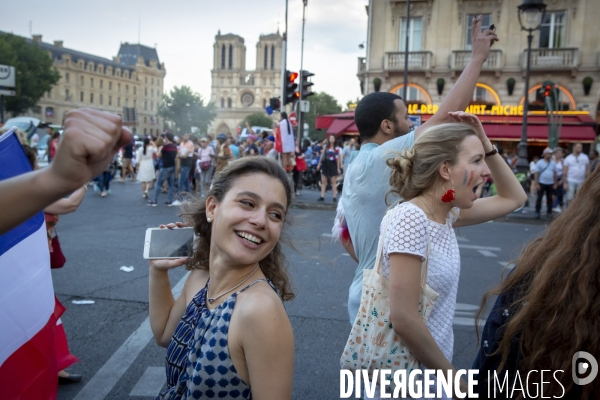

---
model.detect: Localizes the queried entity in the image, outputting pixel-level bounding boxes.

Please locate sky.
[4,0,368,106]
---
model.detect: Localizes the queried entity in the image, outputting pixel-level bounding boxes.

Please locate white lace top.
[380,201,461,362]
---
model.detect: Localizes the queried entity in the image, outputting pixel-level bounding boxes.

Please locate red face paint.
[467,170,474,186]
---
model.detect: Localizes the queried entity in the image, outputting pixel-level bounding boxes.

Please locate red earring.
[441,180,455,203]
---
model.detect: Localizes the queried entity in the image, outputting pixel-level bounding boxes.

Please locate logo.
[0,65,10,80]
[572,351,598,386]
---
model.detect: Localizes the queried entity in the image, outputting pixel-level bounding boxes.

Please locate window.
[134,87,136,95]
[80,76,84,86]
[118,83,121,92]
[126,85,129,94]
[539,11,566,48]
[145,101,147,110]
[145,88,148,96]
[80,91,84,102]
[90,93,94,103]
[473,86,487,102]
[65,73,69,83]
[65,89,70,101]
[126,98,129,106]
[229,44,233,69]
[109,81,112,90]
[47,90,51,99]
[109,96,112,106]
[151,101,153,111]
[91,78,94,88]
[271,45,275,70]
[151,89,154,97]
[133,99,136,108]
[396,86,423,102]
[144,116,147,124]
[264,46,268,69]
[399,17,423,51]
[100,94,103,105]
[32,106,41,114]
[100,79,103,89]
[221,45,226,69]
[221,98,224,108]
[263,98,266,108]
[466,14,491,49]
[227,98,232,108]
[117,97,120,107]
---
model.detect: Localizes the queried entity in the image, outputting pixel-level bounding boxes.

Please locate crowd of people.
[2,15,600,400]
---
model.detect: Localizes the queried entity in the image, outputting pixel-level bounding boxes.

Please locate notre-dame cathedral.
[209,31,282,136]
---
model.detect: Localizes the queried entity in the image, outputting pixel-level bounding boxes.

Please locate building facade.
[357,0,600,150]
[209,31,282,135]
[11,33,166,137]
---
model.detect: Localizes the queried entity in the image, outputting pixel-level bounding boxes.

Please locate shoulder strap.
[236,278,269,295]
[420,230,431,289]
[375,213,393,275]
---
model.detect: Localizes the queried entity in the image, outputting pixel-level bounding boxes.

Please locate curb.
[292,201,337,211]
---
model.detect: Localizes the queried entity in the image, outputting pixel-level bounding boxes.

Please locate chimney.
[54,40,63,48]
[113,56,121,63]
[32,34,42,43]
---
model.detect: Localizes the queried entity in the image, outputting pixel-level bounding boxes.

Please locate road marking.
[321,233,333,238]
[453,317,486,327]
[455,303,479,311]
[453,303,485,327]
[458,244,501,251]
[342,253,350,257]
[130,367,166,397]
[477,250,497,257]
[456,236,469,242]
[498,261,516,270]
[73,272,190,400]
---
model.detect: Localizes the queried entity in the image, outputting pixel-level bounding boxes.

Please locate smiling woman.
[148,157,295,400]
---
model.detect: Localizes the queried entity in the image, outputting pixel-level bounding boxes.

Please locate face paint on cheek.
[462,170,468,186]
[467,170,474,186]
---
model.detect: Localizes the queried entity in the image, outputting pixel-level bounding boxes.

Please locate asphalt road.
[53,180,545,400]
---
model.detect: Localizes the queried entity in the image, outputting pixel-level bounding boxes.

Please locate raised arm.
[453,112,527,227]
[0,109,131,235]
[415,16,498,138]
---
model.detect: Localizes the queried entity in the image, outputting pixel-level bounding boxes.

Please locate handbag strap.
[420,231,431,290]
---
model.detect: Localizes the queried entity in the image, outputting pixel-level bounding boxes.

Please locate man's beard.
[393,120,409,138]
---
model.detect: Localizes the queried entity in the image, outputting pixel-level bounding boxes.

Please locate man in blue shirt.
[338,16,498,324]
[534,147,557,219]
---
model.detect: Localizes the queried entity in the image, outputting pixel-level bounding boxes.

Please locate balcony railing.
[385,51,433,71]
[357,57,366,74]
[240,74,255,86]
[523,48,579,70]
[451,50,503,70]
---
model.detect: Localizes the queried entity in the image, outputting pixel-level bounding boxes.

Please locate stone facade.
[14,33,166,136]
[209,31,282,135]
[358,0,600,121]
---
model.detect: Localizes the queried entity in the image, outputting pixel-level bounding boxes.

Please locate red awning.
[326,119,354,135]
[483,123,597,143]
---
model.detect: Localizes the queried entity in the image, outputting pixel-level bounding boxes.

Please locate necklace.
[414,197,436,220]
[207,263,260,304]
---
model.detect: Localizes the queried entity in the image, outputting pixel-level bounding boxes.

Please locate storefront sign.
[407,103,525,116]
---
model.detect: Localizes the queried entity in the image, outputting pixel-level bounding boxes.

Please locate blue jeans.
[153,167,175,203]
[98,171,112,192]
[179,166,191,194]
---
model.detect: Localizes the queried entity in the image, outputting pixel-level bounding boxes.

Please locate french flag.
[0,131,58,399]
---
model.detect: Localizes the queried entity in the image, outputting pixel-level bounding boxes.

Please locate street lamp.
[516,0,546,173]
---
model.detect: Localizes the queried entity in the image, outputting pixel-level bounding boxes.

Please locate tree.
[159,86,216,135]
[240,113,274,130]
[345,97,361,112]
[304,91,343,139]
[0,33,60,116]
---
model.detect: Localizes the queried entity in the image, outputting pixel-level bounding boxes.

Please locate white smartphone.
[143,227,195,259]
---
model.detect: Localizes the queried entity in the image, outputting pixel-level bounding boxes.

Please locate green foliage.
[240,113,274,129]
[507,77,516,86]
[159,86,216,135]
[583,76,593,86]
[0,33,60,116]
[304,91,343,140]
[436,78,445,86]
[373,77,382,92]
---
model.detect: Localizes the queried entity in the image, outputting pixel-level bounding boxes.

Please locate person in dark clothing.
[120,139,136,181]
[148,133,177,206]
[473,165,600,399]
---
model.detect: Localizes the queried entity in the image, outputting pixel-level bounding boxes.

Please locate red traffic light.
[293,91,300,99]
[288,72,299,82]
[543,85,552,97]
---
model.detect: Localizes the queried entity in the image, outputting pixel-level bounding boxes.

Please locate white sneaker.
[552,206,562,213]
[171,200,183,206]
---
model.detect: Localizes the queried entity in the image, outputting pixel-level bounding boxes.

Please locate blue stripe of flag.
[0,131,44,257]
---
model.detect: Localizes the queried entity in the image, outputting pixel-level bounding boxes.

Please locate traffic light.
[284,70,299,104]
[543,84,552,98]
[300,70,315,100]
[269,97,281,111]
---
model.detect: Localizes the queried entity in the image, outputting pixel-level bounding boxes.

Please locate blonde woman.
[366,112,526,399]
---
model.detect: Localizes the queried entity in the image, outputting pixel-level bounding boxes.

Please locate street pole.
[297,0,307,142]
[516,31,533,174]
[402,0,410,100]
[280,0,288,114]
[0,95,4,124]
